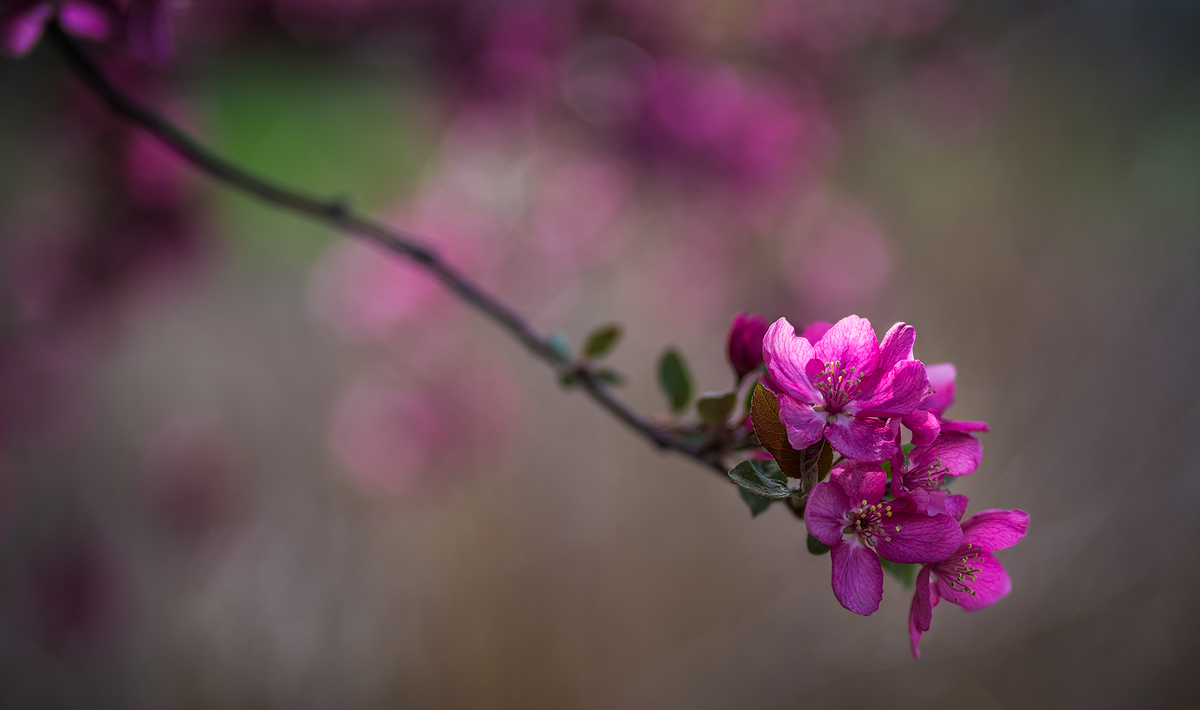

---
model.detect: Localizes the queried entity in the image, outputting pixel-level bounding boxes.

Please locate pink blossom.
[909,508,1028,657]
[2,1,119,56]
[726,311,769,381]
[919,362,990,433]
[889,431,980,516]
[805,461,963,615]
[762,315,931,460]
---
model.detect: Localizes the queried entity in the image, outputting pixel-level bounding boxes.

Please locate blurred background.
[1,0,1198,707]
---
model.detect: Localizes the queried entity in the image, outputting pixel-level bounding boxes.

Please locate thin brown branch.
[48,25,726,476]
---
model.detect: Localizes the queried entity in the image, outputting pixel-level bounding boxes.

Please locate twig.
[48,25,727,476]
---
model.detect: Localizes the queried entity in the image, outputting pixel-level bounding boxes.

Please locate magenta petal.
[901,408,940,447]
[909,565,937,659]
[961,509,1029,551]
[777,395,826,451]
[942,418,990,433]
[935,550,1011,610]
[908,431,983,478]
[762,318,822,404]
[2,4,51,56]
[875,512,963,564]
[857,360,930,417]
[830,541,884,616]
[60,1,113,40]
[878,322,915,371]
[943,494,970,522]
[126,0,172,64]
[921,363,957,414]
[825,414,896,461]
[801,320,834,343]
[805,481,851,546]
[813,315,880,378]
[831,460,886,504]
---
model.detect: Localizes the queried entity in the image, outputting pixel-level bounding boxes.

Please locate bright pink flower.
[889,430,980,516]
[806,461,963,615]
[727,311,769,380]
[908,508,1028,657]
[920,362,990,433]
[762,315,931,460]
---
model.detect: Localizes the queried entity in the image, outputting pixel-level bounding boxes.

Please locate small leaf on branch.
[548,331,573,364]
[591,368,625,386]
[658,349,693,413]
[807,533,831,555]
[696,391,737,428]
[738,488,776,517]
[816,437,834,483]
[558,372,577,389]
[880,557,919,588]
[582,323,623,359]
[750,384,810,483]
[728,459,792,499]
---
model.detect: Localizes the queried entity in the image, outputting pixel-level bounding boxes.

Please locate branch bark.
[48,25,726,476]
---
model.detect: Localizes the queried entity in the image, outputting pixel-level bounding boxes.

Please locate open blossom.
[762,315,931,460]
[726,311,769,380]
[890,430,981,516]
[806,461,963,615]
[909,508,1029,658]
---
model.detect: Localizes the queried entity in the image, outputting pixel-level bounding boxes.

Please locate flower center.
[842,500,898,547]
[901,456,949,493]
[811,360,864,414]
[936,543,983,603]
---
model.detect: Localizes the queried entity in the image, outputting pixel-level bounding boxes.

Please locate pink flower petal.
[777,393,827,450]
[857,360,930,417]
[901,408,940,446]
[801,320,834,343]
[805,480,850,546]
[813,315,880,377]
[942,494,970,521]
[2,4,52,57]
[909,564,935,658]
[830,459,886,504]
[908,430,983,479]
[935,549,1011,610]
[960,509,1028,551]
[762,317,822,404]
[59,1,113,40]
[126,0,172,64]
[825,413,896,461]
[878,321,915,371]
[942,418,990,433]
[921,362,956,414]
[830,540,884,616]
[875,512,963,564]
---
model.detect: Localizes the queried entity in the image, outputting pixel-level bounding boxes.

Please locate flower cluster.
[726,313,1027,657]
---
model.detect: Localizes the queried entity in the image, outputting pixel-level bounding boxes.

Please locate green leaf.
[750,384,826,492]
[591,368,625,387]
[738,488,776,517]
[658,349,693,413]
[807,533,831,555]
[880,557,919,588]
[558,372,577,390]
[696,391,738,428]
[582,323,623,359]
[547,332,573,364]
[728,459,792,499]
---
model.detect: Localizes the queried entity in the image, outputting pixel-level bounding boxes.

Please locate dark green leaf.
[591,368,625,387]
[558,372,577,389]
[696,391,738,427]
[807,533,831,555]
[738,488,776,517]
[728,459,792,499]
[658,349,693,412]
[547,332,572,364]
[582,323,623,359]
[880,557,919,588]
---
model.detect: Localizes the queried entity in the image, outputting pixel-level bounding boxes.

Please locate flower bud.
[726,311,769,380]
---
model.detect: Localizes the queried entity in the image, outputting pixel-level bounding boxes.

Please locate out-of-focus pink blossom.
[330,362,523,497]
[762,315,929,460]
[805,460,963,615]
[916,45,1007,138]
[125,0,173,64]
[909,508,1028,657]
[143,416,237,537]
[726,311,769,381]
